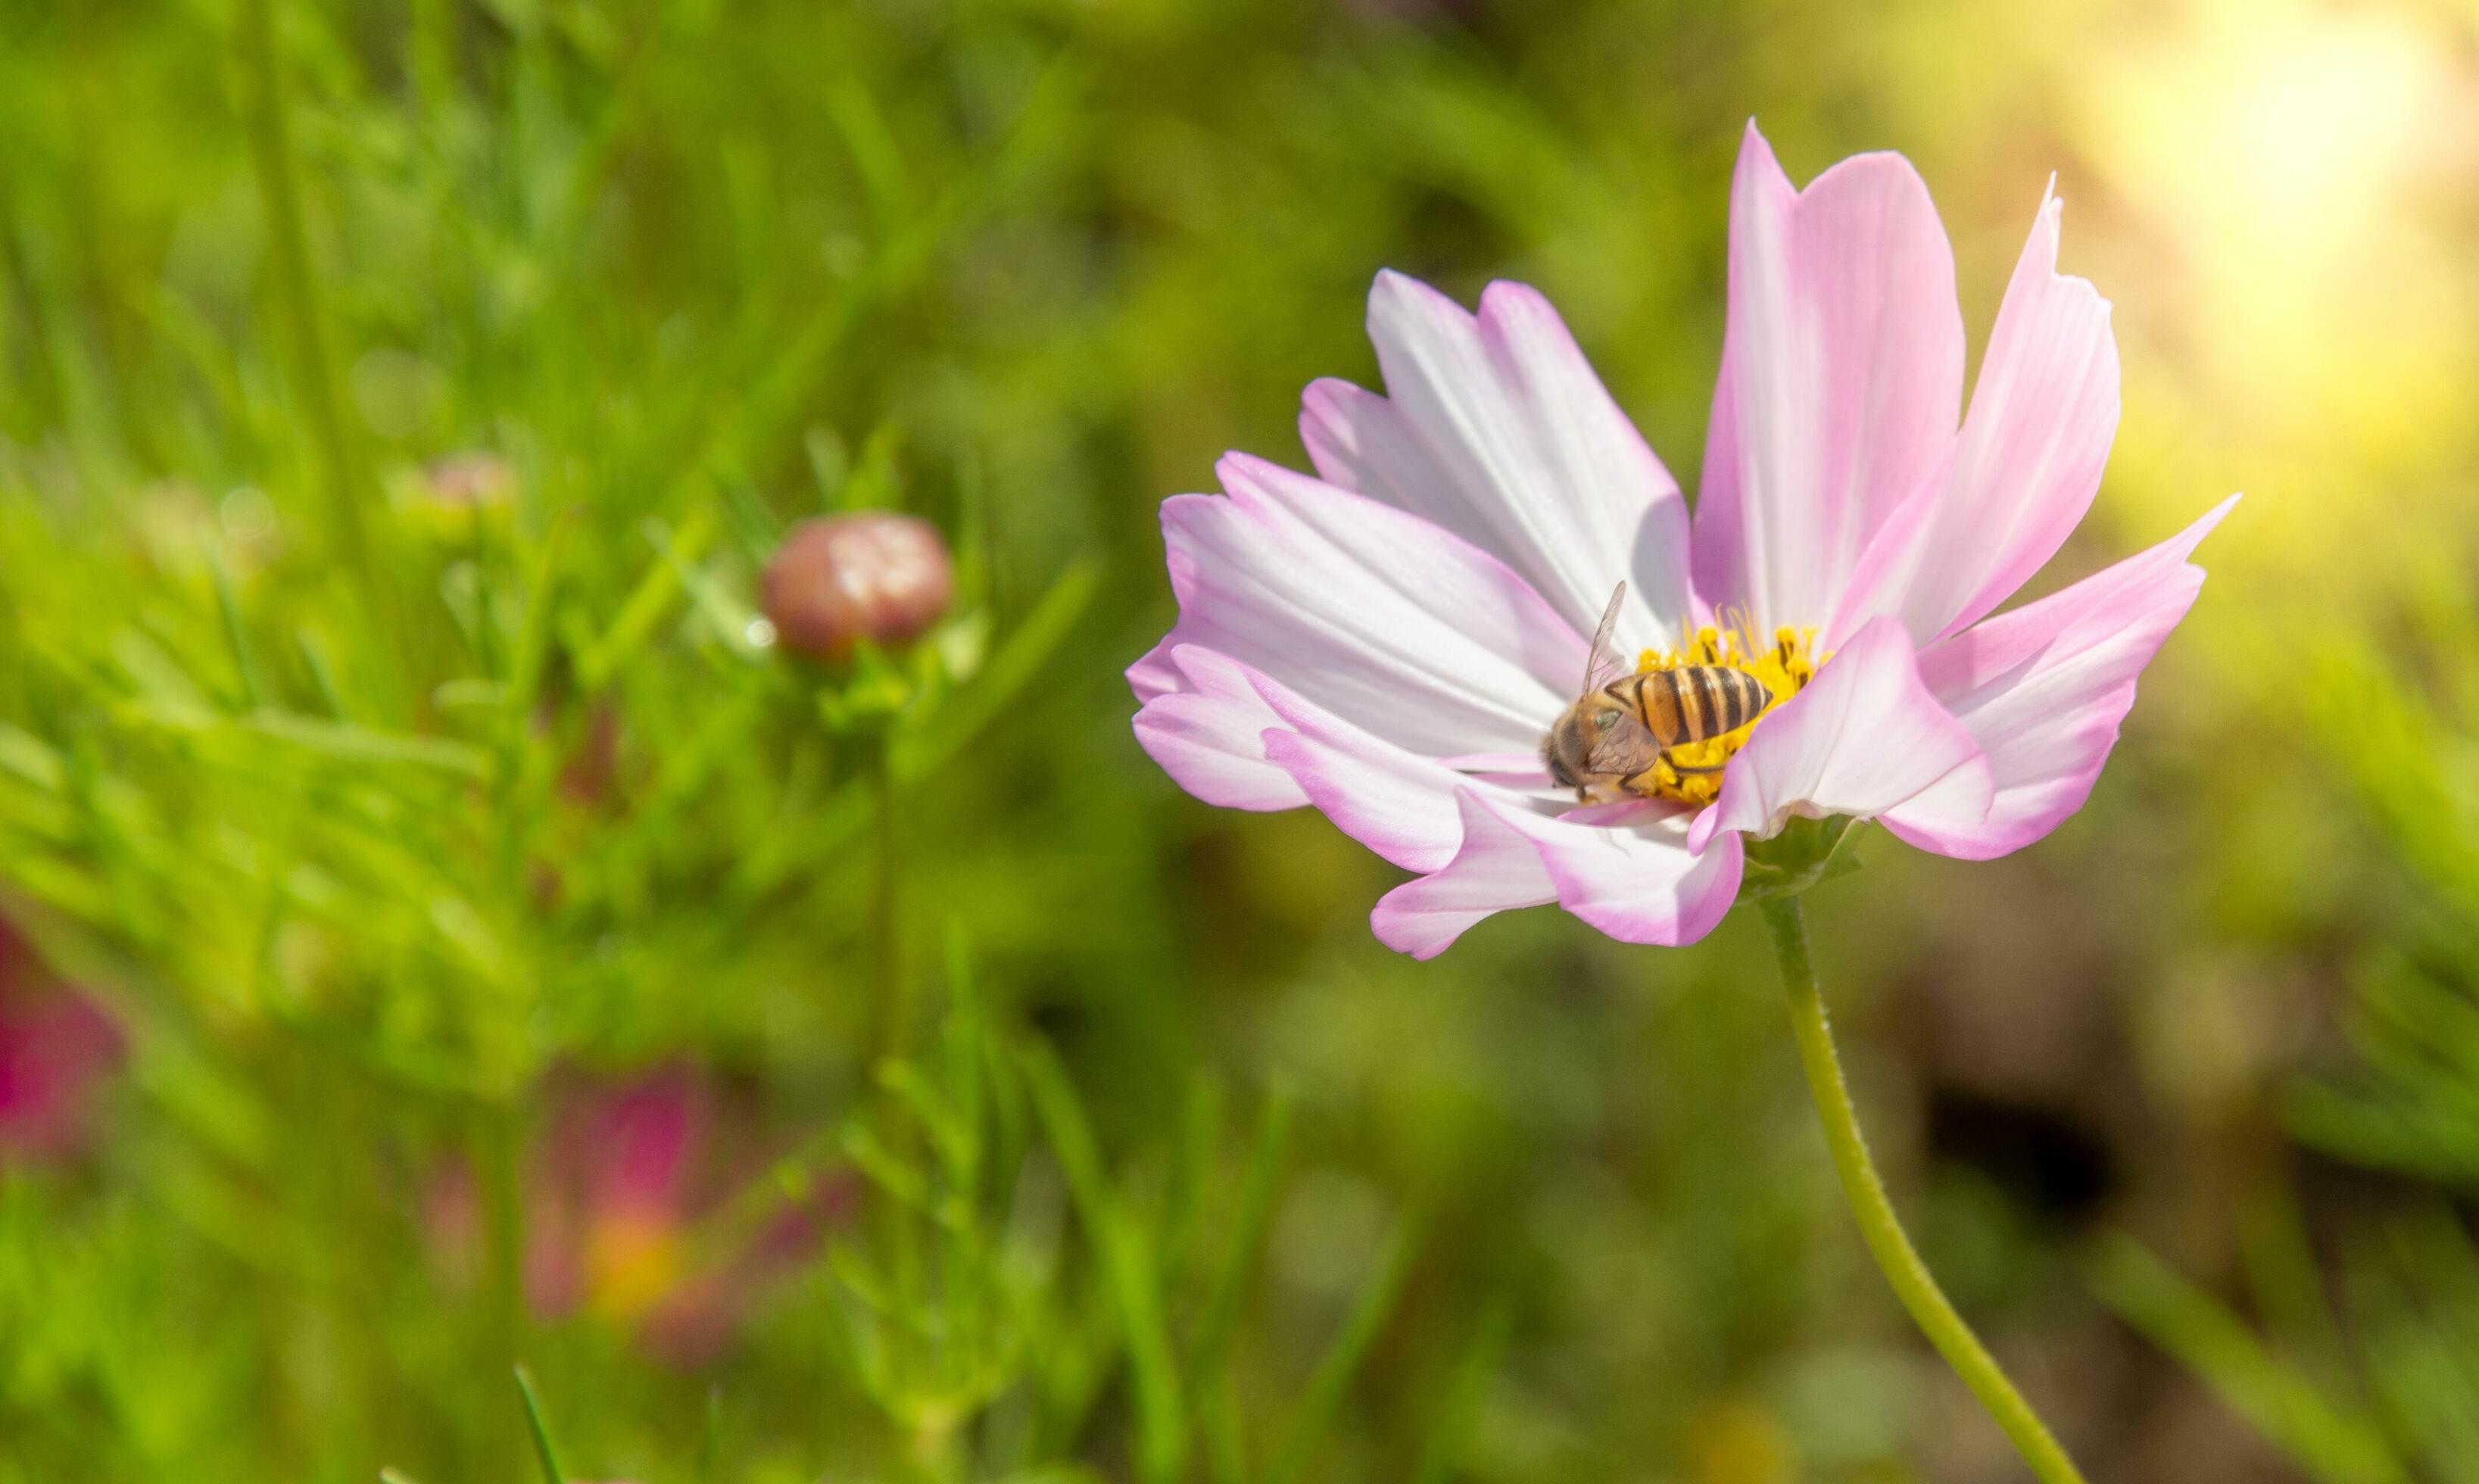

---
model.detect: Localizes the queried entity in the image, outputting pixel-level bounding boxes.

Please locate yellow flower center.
[1629,620,1823,807]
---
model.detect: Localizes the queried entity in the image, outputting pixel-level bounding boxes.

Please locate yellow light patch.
[1629,620,1823,807]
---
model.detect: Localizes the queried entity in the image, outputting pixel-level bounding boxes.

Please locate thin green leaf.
[1412,1298,1513,1484]
[1189,1090,1293,1386]
[1019,1040,1187,1484]
[2090,1235,2409,1484]
[1264,1220,1422,1484]
[513,1365,567,1484]
[890,559,1099,785]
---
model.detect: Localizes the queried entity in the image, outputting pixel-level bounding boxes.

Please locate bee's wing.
[1581,581,1628,697]
[1585,709,1662,778]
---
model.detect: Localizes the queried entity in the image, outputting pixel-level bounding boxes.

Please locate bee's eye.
[1594,709,1622,729]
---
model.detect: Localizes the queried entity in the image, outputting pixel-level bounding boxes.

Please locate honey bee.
[1541,583,1775,802]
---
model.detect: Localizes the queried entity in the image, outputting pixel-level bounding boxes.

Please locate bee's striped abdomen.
[1635,666,1773,747]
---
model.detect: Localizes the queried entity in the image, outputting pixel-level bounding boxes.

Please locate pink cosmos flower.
[427,1068,851,1367]
[0,923,120,1161]
[1130,122,2233,959]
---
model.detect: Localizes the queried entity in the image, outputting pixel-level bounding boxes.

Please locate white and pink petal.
[1690,617,1994,852]
[1259,719,1481,874]
[1693,122,1964,631]
[1368,791,1559,959]
[1882,497,2236,860]
[1129,646,1312,812]
[1134,644,1559,881]
[1831,186,2121,647]
[1305,274,1694,641]
[1372,790,1742,959]
[1130,454,1583,759]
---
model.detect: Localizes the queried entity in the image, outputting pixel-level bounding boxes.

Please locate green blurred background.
[4,0,2479,1480]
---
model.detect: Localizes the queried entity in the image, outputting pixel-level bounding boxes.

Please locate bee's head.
[1541,700,1620,793]
[1542,722,1579,790]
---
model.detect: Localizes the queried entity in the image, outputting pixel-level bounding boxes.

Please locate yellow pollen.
[1629,619,1825,807]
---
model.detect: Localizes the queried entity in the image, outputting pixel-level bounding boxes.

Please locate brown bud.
[762,513,955,659]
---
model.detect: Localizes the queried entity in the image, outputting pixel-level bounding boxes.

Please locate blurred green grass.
[2,1,2478,1481]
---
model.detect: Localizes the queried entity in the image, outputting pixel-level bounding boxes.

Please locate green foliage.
[2092,1232,2408,1484]
[2093,1211,2479,1484]
[2095,553,2479,1484]
[2284,563,2479,1189]
[739,949,1419,1484]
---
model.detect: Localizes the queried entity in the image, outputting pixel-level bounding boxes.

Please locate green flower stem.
[869,731,909,1066]
[1758,895,2087,1484]
[472,1100,528,1468]
[235,0,378,590]
[862,727,927,1385]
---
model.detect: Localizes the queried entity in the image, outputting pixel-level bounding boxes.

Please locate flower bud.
[761,513,954,659]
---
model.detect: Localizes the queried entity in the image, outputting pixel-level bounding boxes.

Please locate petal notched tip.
[1367,267,1461,329]
[1735,116,1936,210]
[2181,491,2244,557]
[1735,116,1782,173]
[2022,182,2111,316]
[1473,279,1559,335]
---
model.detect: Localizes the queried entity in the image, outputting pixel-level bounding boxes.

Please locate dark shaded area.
[1928,1087,2117,1226]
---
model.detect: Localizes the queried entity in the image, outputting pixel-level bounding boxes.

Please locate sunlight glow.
[2089,0,2468,426]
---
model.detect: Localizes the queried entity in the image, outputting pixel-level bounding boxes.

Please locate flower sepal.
[812,647,919,737]
[1736,816,1868,903]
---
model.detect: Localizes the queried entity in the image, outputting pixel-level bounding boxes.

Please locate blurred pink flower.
[0,927,120,1161]
[523,1068,705,1323]
[1131,120,2233,957]
[429,1067,850,1367]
